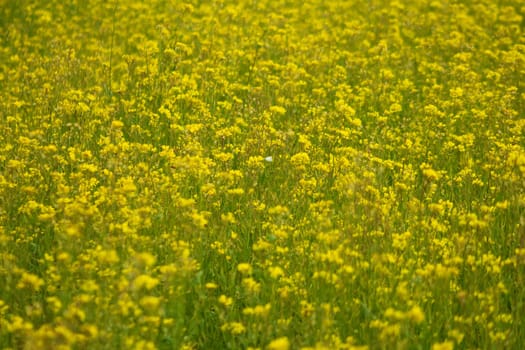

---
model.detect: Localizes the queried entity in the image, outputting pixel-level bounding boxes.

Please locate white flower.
[264,156,273,162]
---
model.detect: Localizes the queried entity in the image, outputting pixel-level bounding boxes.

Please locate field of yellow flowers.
[1,0,524,349]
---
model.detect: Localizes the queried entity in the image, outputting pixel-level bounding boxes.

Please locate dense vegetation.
[1,0,524,349]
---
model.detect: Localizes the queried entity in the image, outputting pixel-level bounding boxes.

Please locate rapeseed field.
[1,0,524,349]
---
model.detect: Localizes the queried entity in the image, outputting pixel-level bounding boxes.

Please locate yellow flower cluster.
[1,0,524,349]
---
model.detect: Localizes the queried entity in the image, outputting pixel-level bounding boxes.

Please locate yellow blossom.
[133,275,160,291]
[237,263,253,275]
[267,337,290,350]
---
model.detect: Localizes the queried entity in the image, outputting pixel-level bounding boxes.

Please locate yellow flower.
[242,277,261,294]
[267,336,290,350]
[230,323,246,335]
[111,120,124,129]
[221,212,236,224]
[237,263,253,275]
[139,296,161,312]
[406,305,425,324]
[133,275,160,291]
[269,105,287,115]
[389,102,402,113]
[135,252,157,267]
[290,152,310,171]
[17,272,44,291]
[218,295,233,307]
[269,266,285,279]
[45,296,62,314]
[205,282,218,290]
[432,341,454,350]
